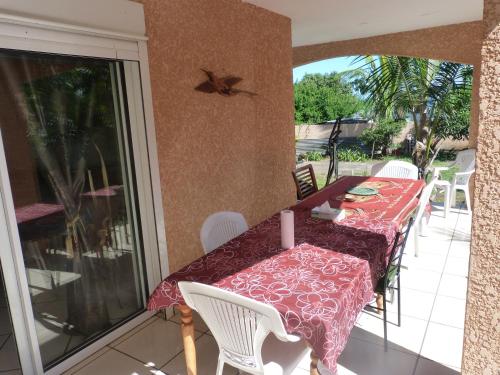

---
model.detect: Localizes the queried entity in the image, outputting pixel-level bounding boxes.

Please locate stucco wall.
[140,0,295,272]
[462,1,500,374]
[293,21,482,67]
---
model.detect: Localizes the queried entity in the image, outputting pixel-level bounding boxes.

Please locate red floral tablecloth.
[15,203,64,224]
[148,176,424,373]
[297,176,424,224]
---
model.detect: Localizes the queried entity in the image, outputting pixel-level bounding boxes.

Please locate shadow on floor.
[336,326,460,375]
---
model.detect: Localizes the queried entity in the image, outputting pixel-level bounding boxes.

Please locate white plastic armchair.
[433,149,475,215]
[178,282,308,375]
[371,160,419,180]
[200,211,249,253]
[413,177,437,257]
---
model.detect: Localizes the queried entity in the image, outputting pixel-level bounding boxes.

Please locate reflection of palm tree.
[21,63,115,335]
[355,56,472,174]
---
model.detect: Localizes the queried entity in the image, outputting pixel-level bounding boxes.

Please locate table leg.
[310,348,320,375]
[177,305,197,375]
[376,293,384,315]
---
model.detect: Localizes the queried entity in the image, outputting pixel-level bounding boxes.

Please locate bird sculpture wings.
[195,69,257,97]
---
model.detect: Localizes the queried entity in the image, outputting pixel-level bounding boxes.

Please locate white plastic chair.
[200,211,249,253]
[413,177,437,257]
[432,149,475,216]
[371,160,419,180]
[178,281,308,375]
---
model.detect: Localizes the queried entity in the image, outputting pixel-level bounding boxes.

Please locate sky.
[292,56,365,82]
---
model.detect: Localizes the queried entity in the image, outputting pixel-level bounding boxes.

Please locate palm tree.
[354,56,472,175]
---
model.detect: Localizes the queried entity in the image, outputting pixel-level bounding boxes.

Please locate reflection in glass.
[0,267,21,372]
[0,50,146,367]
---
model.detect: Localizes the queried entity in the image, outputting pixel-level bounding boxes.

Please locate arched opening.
[293,54,474,374]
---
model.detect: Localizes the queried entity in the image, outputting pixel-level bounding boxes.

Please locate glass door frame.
[0,13,169,375]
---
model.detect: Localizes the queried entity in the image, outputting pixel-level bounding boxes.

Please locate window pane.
[0,50,147,367]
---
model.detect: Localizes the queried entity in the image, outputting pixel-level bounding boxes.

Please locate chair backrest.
[178,281,289,374]
[414,177,437,223]
[292,164,319,200]
[371,160,419,180]
[455,149,475,173]
[380,217,414,290]
[200,211,249,254]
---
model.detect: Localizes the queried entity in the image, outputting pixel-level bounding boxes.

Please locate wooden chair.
[292,164,318,200]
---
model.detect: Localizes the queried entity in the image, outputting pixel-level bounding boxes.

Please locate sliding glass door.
[0,49,153,369]
[0,265,22,373]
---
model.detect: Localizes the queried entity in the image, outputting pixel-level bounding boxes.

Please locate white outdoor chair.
[432,149,475,216]
[371,160,419,180]
[413,177,437,257]
[200,211,249,253]
[178,281,308,375]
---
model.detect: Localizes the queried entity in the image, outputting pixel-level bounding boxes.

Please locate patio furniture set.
[147,151,475,375]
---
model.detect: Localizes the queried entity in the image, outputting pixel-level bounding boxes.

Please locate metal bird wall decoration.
[195,69,257,97]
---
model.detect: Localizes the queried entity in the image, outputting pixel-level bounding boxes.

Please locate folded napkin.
[311,201,345,221]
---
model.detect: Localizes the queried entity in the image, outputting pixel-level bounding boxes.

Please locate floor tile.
[290,368,310,375]
[447,241,471,259]
[109,316,159,347]
[169,310,209,333]
[443,256,470,277]
[63,346,112,374]
[352,311,427,354]
[114,318,202,368]
[73,348,165,375]
[404,252,447,273]
[408,237,451,258]
[384,288,435,321]
[414,357,460,375]
[336,336,418,375]
[430,295,466,329]
[161,334,238,375]
[421,323,464,369]
[399,268,441,294]
[437,274,469,299]
[0,335,21,372]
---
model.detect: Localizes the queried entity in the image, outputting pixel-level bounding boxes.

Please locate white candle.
[281,210,294,249]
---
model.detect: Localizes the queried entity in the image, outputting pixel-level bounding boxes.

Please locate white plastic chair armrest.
[454,170,475,177]
[432,166,449,178]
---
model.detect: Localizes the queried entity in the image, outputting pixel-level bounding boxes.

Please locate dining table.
[147,176,425,375]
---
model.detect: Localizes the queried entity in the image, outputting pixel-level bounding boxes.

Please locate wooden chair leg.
[177,305,197,375]
[310,349,320,375]
[376,293,384,315]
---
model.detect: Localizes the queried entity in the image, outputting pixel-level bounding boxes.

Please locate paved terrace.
[62,204,470,375]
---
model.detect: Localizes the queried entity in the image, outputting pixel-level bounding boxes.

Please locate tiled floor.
[64,205,472,374]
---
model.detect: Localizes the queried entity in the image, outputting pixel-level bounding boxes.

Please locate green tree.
[294,72,363,124]
[354,56,472,172]
[360,119,405,157]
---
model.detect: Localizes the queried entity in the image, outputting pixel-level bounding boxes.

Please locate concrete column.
[462,1,500,374]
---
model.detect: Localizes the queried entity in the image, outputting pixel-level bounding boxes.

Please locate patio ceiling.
[243,0,483,47]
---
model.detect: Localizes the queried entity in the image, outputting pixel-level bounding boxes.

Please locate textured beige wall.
[293,22,483,67]
[462,1,500,373]
[141,0,296,272]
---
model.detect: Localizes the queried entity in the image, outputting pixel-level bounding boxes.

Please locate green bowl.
[346,187,379,196]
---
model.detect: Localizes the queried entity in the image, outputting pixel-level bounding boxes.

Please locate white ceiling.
[244,0,483,47]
